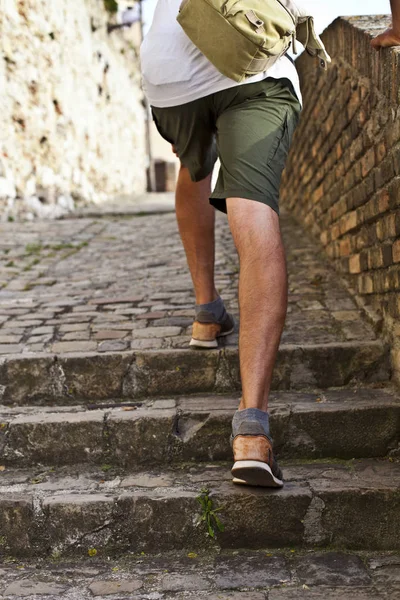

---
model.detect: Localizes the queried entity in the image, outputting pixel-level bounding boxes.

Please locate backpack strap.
[296,17,331,69]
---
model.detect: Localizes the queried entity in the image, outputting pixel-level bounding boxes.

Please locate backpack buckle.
[245,11,265,33]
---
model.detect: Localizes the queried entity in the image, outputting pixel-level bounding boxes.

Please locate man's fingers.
[371,28,400,49]
[371,35,382,50]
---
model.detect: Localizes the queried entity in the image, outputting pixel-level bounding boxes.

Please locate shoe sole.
[189,325,235,349]
[231,460,284,488]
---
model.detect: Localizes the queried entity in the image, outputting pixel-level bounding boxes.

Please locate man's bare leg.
[226,197,287,412]
[175,165,217,305]
[227,197,287,487]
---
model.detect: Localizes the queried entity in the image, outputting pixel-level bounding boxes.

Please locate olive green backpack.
[177,0,331,82]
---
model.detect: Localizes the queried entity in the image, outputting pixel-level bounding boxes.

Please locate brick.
[375,141,387,164]
[340,211,358,235]
[361,148,376,178]
[393,146,400,176]
[312,185,324,204]
[367,248,384,270]
[378,189,390,213]
[347,89,361,120]
[367,246,392,270]
[382,244,393,267]
[339,239,351,257]
[358,274,374,295]
[376,214,397,241]
[385,267,400,291]
[349,255,361,274]
[320,231,329,246]
[393,240,400,263]
[389,177,400,207]
[357,107,368,127]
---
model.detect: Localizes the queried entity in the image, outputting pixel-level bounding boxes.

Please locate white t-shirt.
[140,0,302,108]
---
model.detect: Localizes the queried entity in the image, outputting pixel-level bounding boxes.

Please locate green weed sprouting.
[196,488,225,539]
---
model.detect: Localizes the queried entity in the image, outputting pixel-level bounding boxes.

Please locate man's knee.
[178,164,212,186]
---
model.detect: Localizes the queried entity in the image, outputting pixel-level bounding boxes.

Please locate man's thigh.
[152,99,218,182]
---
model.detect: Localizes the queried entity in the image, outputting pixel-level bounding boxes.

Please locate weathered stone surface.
[94,330,128,340]
[42,494,116,553]
[269,588,384,599]
[317,487,400,550]
[189,595,266,600]
[107,408,177,468]
[124,350,220,397]
[0,212,384,369]
[0,334,23,343]
[370,555,400,585]
[0,496,34,556]
[294,552,371,586]
[0,353,134,404]
[0,461,396,557]
[89,579,143,595]
[215,554,290,588]
[57,353,134,402]
[98,340,129,352]
[4,410,105,466]
[0,0,145,221]
[0,550,396,599]
[3,580,67,596]
[1,390,399,468]
[89,296,144,305]
[215,483,312,549]
[161,572,211,591]
[0,344,23,354]
[52,341,98,353]
[132,326,182,339]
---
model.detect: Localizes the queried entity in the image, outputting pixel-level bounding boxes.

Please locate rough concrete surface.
[0,549,399,599]
[0,459,399,558]
[1,388,399,468]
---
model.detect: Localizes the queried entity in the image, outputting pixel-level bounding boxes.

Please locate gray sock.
[232,408,270,439]
[195,296,226,322]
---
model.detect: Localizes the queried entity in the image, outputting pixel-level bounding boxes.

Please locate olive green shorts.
[152,78,301,214]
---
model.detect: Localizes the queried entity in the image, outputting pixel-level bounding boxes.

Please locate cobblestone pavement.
[0,549,399,599]
[0,207,376,356]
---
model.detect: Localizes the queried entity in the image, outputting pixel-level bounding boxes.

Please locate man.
[371,0,400,49]
[140,0,400,488]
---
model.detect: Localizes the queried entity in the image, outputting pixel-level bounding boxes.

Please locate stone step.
[1,388,399,469]
[0,341,390,405]
[0,459,399,558]
[0,549,398,599]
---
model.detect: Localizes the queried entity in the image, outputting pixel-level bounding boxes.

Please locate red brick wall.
[281,15,400,382]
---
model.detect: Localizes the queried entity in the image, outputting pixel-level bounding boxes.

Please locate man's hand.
[371,27,400,49]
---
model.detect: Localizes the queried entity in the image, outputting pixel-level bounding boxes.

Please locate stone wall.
[0,0,146,220]
[281,16,400,382]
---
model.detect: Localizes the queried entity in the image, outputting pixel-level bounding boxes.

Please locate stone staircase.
[0,208,399,597]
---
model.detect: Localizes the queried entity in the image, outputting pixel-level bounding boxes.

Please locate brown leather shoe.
[232,435,283,488]
[189,310,235,349]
